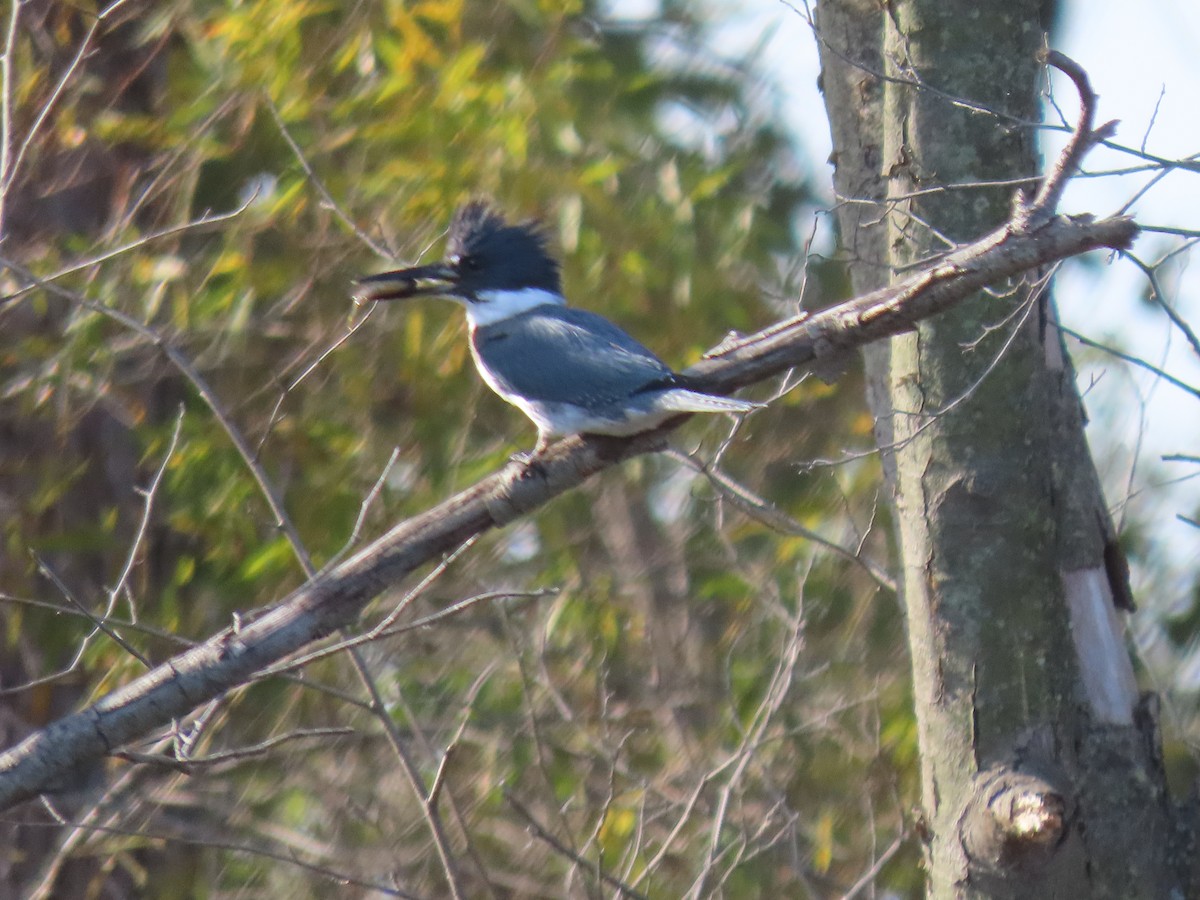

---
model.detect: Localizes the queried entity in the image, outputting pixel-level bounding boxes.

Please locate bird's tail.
[653,388,762,415]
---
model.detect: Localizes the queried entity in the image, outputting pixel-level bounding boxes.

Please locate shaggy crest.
[446,201,560,292]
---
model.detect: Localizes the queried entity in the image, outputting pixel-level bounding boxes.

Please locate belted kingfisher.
[356,202,759,456]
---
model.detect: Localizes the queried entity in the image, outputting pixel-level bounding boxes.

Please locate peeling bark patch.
[1062,568,1137,725]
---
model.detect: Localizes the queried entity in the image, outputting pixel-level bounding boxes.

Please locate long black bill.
[353,263,457,302]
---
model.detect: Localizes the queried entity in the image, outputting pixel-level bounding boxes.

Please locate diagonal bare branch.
[0,202,1136,810]
[0,50,1139,809]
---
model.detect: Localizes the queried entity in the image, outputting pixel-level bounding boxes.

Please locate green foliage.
[0,0,917,896]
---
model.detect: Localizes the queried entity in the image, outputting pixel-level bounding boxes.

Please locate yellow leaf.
[812,809,834,873]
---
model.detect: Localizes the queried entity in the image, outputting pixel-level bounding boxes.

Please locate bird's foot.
[508,438,551,476]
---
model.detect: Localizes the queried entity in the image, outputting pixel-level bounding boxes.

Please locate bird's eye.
[461,255,482,271]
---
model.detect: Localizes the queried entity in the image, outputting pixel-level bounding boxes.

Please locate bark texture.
[816,0,1185,896]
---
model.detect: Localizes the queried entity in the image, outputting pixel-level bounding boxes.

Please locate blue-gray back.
[472,305,676,407]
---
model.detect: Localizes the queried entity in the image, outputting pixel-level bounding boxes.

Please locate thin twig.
[789,0,1041,130]
[0,480,194,694]
[349,650,467,900]
[1138,224,1200,239]
[1058,323,1200,400]
[106,407,185,619]
[840,832,905,900]
[115,726,357,770]
[264,95,392,257]
[17,816,422,899]
[1123,252,1200,361]
[0,200,255,303]
[258,537,478,677]
[505,791,649,900]
[253,304,378,458]
[34,557,149,667]
[322,445,401,570]
[690,600,808,898]
[666,449,896,592]
[385,587,555,636]
[5,1,136,205]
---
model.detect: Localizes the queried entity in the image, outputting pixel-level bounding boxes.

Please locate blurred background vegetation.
[2,0,929,896]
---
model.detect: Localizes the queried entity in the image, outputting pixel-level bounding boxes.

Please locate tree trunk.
[816,0,1189,895]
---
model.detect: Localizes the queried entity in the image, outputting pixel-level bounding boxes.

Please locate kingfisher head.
[356,202,564,324]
